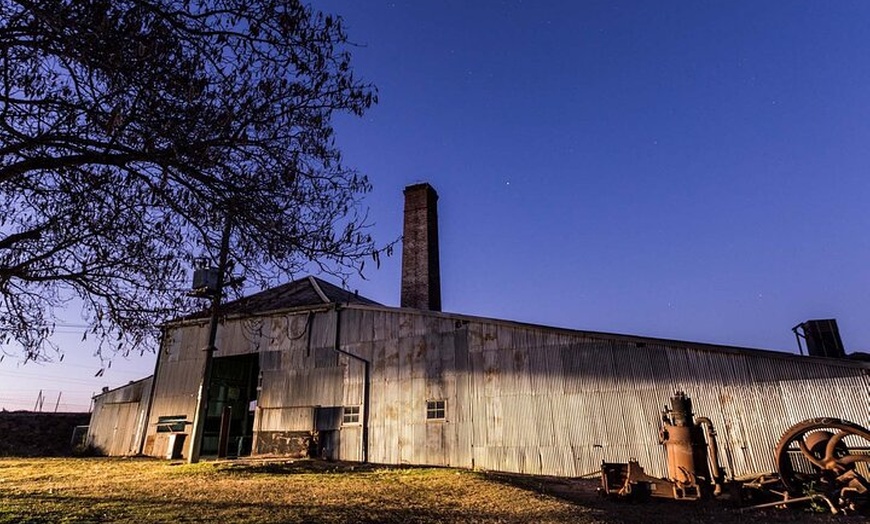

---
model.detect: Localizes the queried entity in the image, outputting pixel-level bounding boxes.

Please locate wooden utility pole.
[187,216,233,464]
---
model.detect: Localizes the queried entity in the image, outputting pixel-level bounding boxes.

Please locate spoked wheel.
[775,417,870,496]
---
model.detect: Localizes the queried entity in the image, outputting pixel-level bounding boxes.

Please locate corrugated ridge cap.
[177,275,381,320]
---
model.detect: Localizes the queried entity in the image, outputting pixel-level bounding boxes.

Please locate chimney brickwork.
[401,183,441,311]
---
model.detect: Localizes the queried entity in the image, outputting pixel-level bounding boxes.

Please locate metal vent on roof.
[793,319,846,359]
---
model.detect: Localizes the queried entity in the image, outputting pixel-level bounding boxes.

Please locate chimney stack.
[401,183,441,311]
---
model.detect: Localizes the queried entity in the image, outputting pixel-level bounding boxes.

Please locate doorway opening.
[203,353,259,457]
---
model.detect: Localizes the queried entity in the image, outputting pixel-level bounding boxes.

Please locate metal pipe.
[695,416,723,495]
[332,305,370,462]
[792,323,805,356]
[741,494,838,514]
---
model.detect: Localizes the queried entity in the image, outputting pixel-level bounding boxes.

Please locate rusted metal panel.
[399,335,422,379]
[469,396,488,459]
[539,445,571,477]
[398,311,434,339]
[307,310,337,349]
[94,378,151,404]
[483,394,504,447]
[461,320,867,479]
[254,431,311,456]
[425,421,447,465]
[291,368,344,407]
[397,404,416,463]
[338,307,371,346]
[267,312,313,354]
[95,402,136,455]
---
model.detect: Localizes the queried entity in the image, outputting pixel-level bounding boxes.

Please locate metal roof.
[341,303,870,369]
[182,276,381,320]
[175,277,867,367]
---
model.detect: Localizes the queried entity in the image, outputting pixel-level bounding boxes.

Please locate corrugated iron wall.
[143,322,208,457]
[143,305,869,478]
[331,307,869,479]
[87,377,153,456]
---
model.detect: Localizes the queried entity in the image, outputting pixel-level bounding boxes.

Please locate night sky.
[2,1,868,411]
[330,1,870,350]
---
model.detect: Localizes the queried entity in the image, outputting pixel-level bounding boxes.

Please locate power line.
[0,370,115,386]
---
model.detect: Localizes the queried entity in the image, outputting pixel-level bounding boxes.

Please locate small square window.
[342,406,360,425]
[426,400,446,420]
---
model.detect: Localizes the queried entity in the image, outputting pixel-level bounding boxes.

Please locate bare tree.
[0,0,385,361]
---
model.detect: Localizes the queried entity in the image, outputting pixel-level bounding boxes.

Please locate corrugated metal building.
[90,183,870,481]
[131,298,868,478]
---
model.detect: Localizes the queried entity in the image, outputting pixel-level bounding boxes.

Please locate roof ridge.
[307,275,330,304]
[175,274,381,321]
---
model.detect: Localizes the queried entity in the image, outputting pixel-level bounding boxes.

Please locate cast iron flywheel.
[774,417,870,495]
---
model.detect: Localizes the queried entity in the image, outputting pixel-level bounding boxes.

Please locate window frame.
[156,415,188,433]
[342,405,361,425]
[426,399,446,421]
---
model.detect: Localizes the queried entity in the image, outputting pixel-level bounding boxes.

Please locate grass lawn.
[0,458,600,523]
[2,457,862,523]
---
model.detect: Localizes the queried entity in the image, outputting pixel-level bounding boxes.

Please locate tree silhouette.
[0,0,384,361]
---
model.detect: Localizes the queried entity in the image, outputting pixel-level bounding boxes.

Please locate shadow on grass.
[1,490,590,524]
[203,458,451,480]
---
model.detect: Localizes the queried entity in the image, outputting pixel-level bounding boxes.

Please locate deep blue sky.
[332,1,870,350]
[2,1,869,411]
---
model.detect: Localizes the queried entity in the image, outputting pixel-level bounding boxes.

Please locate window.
[426,400,446,420]
[156,415,188,433]
[342,406,360,425]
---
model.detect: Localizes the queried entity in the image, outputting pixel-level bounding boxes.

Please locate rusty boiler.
[601,391,724,500]
[659,391,723,498]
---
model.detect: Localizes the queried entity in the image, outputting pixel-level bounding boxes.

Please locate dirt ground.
[483,470,865,524]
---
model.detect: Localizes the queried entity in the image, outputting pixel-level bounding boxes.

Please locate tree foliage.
[0,0,382,361]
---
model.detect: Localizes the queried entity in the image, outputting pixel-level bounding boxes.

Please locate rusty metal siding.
[395,313,869,479]
[253,309,366,459]
[141,304,870,480]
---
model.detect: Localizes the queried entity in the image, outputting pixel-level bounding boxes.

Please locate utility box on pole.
[192,267,219,296]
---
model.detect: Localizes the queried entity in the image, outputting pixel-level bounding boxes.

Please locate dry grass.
[0,458,862,523]
[0,458,601,523]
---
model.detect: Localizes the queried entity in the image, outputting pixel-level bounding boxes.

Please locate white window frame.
[426,399,446,421]
[342,405,361,425]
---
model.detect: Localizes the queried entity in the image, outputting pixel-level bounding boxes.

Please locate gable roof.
[183,276,381,320]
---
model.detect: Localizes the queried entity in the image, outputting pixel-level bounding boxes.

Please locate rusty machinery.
[600,392,870,515]
[601,392,724,501]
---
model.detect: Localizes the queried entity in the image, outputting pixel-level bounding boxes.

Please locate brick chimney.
[401,183,441,311]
